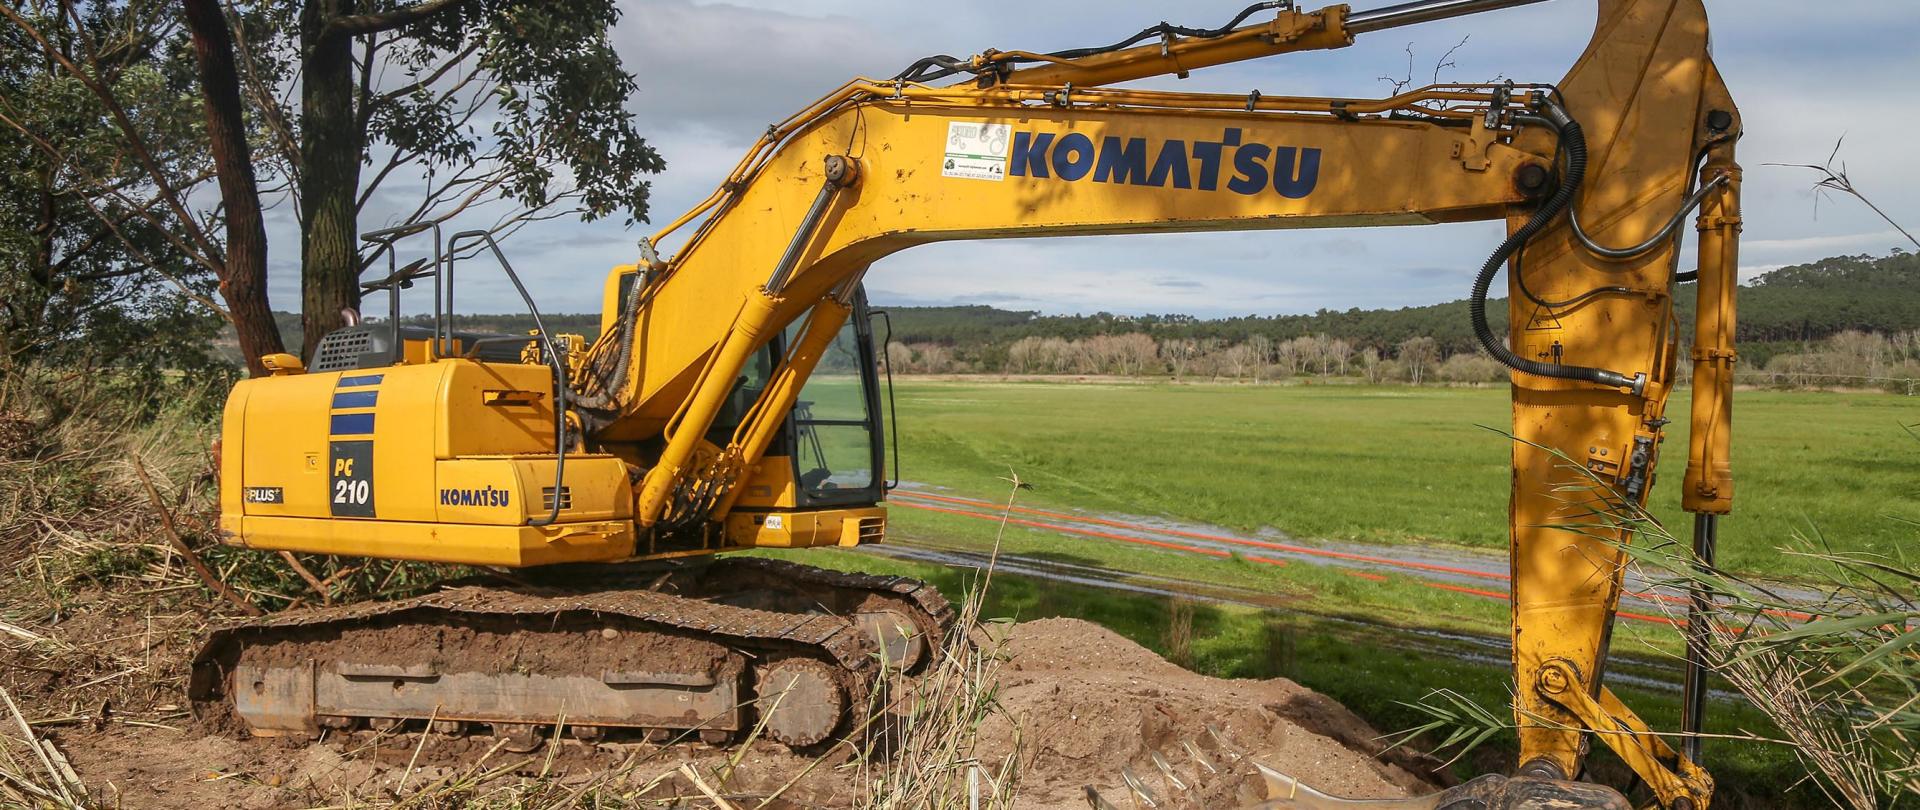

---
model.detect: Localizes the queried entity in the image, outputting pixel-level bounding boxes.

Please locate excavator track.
[188,561,948,751]
[684,557,955,674]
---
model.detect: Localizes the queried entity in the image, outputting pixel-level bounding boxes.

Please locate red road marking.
[1418,582,1677,627]
[896,500,1291,567]
[1422,582,1509,601]
[894,490,1501,581]
[895,495,1695,627]
[1345,570,1390,582]
[893,489,1814,623]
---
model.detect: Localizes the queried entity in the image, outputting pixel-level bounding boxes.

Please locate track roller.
[753,657,849,747]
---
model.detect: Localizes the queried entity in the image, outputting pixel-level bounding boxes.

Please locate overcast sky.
[274,0,1920,319]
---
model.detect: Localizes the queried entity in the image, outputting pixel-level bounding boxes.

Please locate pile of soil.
[14,616,1434,809]
[990,618,1430,807]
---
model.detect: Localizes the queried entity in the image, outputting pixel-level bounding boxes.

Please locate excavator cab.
[713,288,892,548]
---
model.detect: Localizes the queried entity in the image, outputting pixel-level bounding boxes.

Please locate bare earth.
[17,616,1431,808]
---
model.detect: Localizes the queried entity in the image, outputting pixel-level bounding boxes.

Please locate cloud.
[304,0,1920,319]
[1744,230,1903,257]
[615,0,922,140]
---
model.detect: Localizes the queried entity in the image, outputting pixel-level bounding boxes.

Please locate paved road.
[857,540,1750,700]
[885,487,1803,627]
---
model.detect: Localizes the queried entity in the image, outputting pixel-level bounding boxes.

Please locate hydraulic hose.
[570,273,644,411]
[1468,102,1645,395]
[891,1,1286,83]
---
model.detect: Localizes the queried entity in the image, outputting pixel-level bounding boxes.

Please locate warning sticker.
[942,121,1010,181]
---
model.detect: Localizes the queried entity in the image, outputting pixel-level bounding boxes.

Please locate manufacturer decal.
[441,486,512,507]
[243,486,284,504]
[941,122,1011,181]
[764,514,785,530]
[1008,127,1321,198]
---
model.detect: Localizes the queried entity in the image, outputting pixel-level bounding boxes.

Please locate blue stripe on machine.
[331,390,378,409]
[330,412,376,435]
[337,374,384,388]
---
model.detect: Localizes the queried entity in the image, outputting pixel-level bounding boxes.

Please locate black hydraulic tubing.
[449,230,570,527]
[893,1,1287,83]
[765,181,840,294]
[1514,249,1636,310]
[873,308,901,492]
[896,0,1552,84]
[1571,173,1729,261]
[1347,0,1553,33]
[1468,104,1643,395]
[1681,513,1718,764]
[573,272,645,411]
[1521,135,1715,309]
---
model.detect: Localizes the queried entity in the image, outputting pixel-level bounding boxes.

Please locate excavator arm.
[578,1,1739,806]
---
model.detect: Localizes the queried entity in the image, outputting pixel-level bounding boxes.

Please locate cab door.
[786,288,887,509]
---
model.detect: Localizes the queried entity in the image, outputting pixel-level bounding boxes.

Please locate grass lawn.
[885,380,1918,579]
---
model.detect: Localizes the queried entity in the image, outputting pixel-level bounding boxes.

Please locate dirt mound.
[992,618,1427,807]
[13,615,1430,809]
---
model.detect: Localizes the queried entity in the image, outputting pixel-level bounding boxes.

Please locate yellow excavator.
[191,0,1741,806]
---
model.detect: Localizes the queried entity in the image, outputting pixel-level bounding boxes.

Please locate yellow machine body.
[220,361,634,566]
[218,355,871,565]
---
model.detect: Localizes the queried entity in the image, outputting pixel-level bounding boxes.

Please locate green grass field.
[885,380,1918,578]
[773,378,1913,806]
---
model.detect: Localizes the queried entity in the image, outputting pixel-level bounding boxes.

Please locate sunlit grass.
[885,380,1919,579]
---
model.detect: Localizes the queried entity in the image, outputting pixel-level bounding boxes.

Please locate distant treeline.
[880,251,1920,372]
[231,252,1920,391]
[872,251,1920,391]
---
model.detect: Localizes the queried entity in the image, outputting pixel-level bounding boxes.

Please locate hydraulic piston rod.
[1348,0,1553,34]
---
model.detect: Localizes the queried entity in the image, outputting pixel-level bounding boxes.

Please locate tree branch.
[133,458,263,617]
[224,1,301,178]
[377,39,481,104]
[0,105,228,287]
[323,0,472,39]
[1,4,227,271]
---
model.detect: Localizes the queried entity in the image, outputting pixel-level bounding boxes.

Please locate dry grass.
[1601,516,1918,809]
[0,370,1030,808]
[850,474,1027,810]
[1386,430,1919,808]
[1164,598,1197,670]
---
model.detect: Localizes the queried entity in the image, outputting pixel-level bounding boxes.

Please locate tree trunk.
[9,169,59,358]
[184,0,285,377]
[297,0,362,360]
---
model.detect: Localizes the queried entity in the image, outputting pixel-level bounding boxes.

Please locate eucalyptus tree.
[259,0,666,356]
[0,2,251,376]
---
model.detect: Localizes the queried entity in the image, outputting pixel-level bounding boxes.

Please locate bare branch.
[1765,136,1920,251]
[1378,42,1415,95]
[133,458,263,617]
[1432,35,1469,85]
